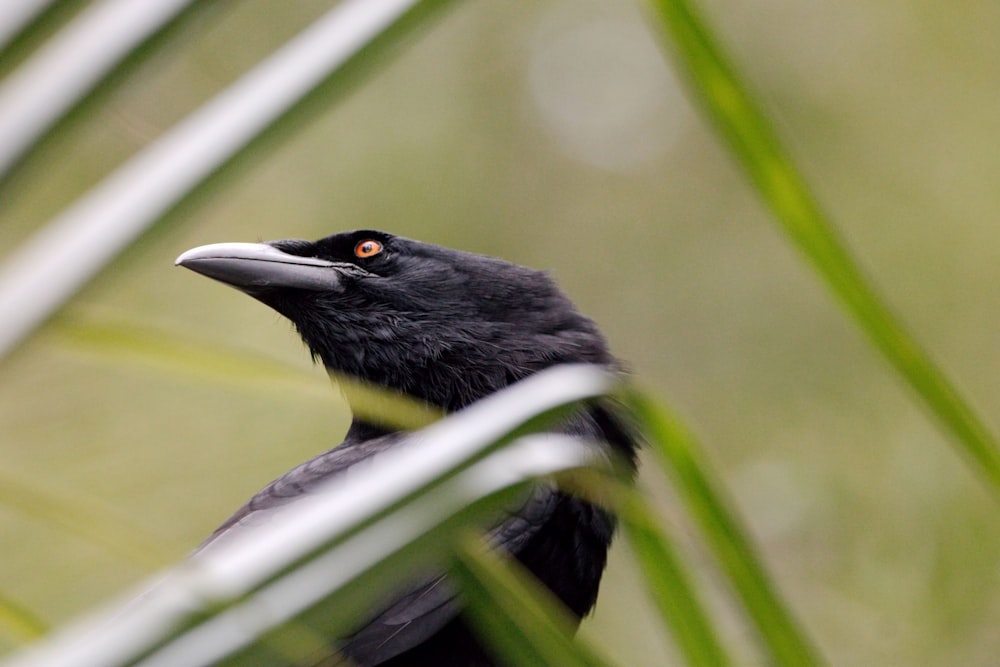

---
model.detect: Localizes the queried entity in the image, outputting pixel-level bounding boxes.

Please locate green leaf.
[0,0,212,182]
[49,313,329,400]
[1,367,614,667]
[51,313,451,431]
[454,534,620,667]
[644,0,1000,495]
[562,468,732,667]
[629,390,824,666]
[0,0,67,65]
[0,0,458,363]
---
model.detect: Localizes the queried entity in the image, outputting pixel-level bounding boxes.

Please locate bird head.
[176,230,616,413]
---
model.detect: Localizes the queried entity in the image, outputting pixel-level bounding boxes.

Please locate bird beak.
[175,242,343,293]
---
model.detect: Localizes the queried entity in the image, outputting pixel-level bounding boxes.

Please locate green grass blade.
[0,0,63,57]
[454,535,620,667]
[49,314,330,400]
[1,369,612,667]
[0,0,457,365]
[51,313,454,434]
[0,0,207,182]
[563,468,732,667]
[630,390,823,666]
[644,0,1000,494]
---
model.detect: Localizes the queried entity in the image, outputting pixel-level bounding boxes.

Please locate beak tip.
[175,246,203,267]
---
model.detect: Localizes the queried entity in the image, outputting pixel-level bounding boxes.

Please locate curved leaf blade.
[0,0,205,181]
[645,0,1000,495]
[454,535,619,667]
[0,0,456,364]
[0,366,615,667]
[563,468,732,667]
[630,390,823,666]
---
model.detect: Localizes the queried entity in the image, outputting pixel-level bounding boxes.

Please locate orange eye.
[354,239,383,258]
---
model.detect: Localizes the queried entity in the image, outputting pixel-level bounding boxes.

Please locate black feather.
[179,230,641,666]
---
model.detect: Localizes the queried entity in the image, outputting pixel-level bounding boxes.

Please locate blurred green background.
[1,0,999,664]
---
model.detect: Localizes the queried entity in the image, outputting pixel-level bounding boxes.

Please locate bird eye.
[354,240,383,258]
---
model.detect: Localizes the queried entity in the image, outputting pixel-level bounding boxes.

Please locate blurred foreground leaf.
[0,0,456,363]
[630,390,823,666]
[0,0,208,182]
[1,366,615,667]
[0,0,64,61]
[27,309,820,666]
[50,314,328,399]
[646,0,1000,495]
[51,314,451,429]
[564,468,732,667]
[454,534,619,667]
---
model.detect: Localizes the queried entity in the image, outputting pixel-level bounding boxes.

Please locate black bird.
[176,230,639,666]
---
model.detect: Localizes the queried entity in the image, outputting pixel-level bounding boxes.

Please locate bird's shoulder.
[199,433,405,549]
